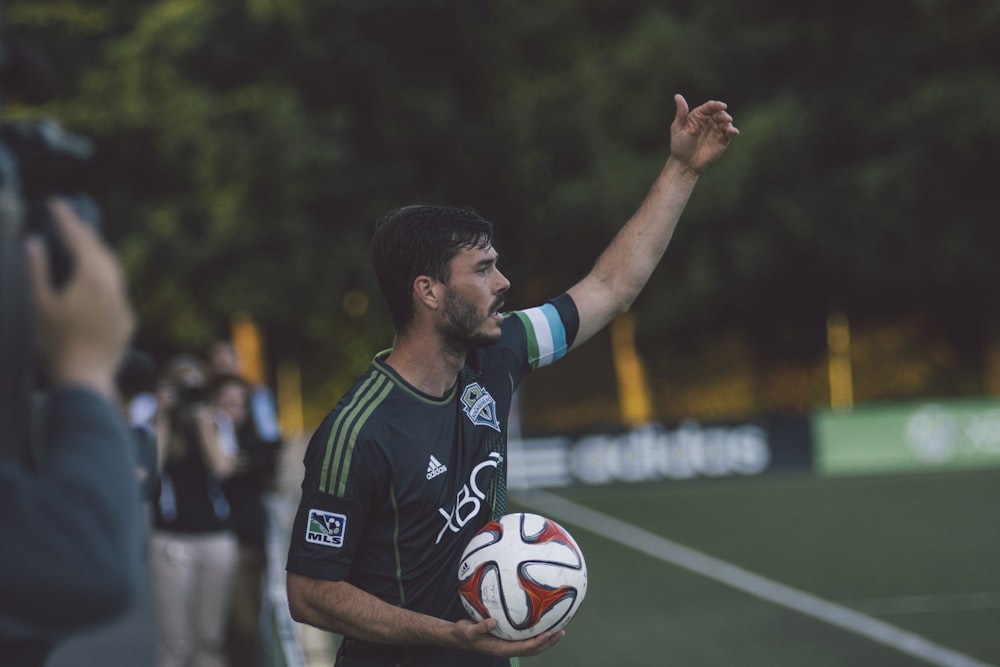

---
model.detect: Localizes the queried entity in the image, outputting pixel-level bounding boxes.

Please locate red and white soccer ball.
[457,512,588,641]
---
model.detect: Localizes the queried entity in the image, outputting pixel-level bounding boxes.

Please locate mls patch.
[306,509,347,548]
[461,382,501,432]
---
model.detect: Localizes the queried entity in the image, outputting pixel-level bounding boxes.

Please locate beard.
[440,289,503,351]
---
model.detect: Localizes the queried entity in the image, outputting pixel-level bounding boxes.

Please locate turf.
[510,468,1000,666]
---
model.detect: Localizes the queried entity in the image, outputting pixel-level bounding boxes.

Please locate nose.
[494,267,511,294]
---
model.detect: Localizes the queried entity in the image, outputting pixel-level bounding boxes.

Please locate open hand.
[669,94,739,174]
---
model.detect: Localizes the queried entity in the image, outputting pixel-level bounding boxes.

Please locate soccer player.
[285,94,738,666]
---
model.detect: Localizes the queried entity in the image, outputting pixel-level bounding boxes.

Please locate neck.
[384,334,467,398]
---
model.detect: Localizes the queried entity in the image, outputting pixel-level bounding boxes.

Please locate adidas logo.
[426,455,448,480]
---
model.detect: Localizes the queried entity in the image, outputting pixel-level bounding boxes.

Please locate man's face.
[439,244,509,349]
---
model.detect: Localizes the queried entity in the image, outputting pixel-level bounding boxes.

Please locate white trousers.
[150,530,239,667]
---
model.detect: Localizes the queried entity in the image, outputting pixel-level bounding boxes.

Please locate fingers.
[707,103,737,135]
[717,112,738,142]
[718,111,739,143]
[516,629,565,656]
[50,199,108,265]
[461,617,565,658]
[50,198,131,308]
[688,97,739,140]
[25,235,53,308]
[695,101,731,125]
[474,618,497,636]
[29,198,135,394]
[674,95,736,133]
[27,199,106,298]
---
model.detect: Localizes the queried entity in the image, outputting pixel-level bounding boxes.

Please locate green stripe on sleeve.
[333,376,394,497]
[319,373,380,493]
[320,372,394,496]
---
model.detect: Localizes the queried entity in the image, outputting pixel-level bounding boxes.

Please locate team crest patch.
[306,509,346,548]
[461,383,501,432]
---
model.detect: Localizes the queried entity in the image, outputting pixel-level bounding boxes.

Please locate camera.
[0,30,101,464]
[174,383,206,407]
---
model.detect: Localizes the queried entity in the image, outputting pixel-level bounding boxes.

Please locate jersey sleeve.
[285,416,384,582]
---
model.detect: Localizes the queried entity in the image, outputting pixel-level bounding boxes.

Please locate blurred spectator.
[127,384,159,430]
[212,373,276,667]
[0,202,141,666]
[116,348,160,508]
[207,340,281,444]
[149,355,239,667]
[116,344,159,432]
[207,341,281,667]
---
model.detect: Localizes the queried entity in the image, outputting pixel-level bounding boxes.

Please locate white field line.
[513,488,997,667]
[838,593,1000,616]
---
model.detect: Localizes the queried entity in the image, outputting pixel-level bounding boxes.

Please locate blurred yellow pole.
[277,360,304,438]
[611,313,654,427]
[827,310,854,410]
[231,313,265,386]
[231,313,305,438]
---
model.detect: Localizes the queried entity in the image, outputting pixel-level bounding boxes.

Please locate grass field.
[509,468,1000,667]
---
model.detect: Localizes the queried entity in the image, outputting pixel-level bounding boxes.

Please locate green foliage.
[5,0,997,401]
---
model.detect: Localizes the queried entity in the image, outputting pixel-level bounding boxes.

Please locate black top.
[222,421,280,549]
[153,409,232,534]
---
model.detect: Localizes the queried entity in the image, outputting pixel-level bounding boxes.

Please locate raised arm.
[566,94,738,348]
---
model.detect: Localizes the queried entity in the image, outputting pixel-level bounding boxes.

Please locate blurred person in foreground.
[43,350,160,667]
[285,94,738,666]
[0,201,140,666]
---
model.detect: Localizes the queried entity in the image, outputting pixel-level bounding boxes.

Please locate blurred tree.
[490,0,999,415]
[7,0,526,403]
[6,0,997,424]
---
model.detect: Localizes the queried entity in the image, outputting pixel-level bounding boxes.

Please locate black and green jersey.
[286,295,578,666]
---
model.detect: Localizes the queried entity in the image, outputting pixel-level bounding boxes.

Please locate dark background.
[8,0,999,431]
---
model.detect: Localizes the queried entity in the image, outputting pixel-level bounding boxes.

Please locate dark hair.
[371,205,494,331]
[207,373,249,401]
[115,348,156,399]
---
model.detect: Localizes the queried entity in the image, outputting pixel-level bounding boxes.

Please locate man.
[286,94,738,666]
[0,202,141,666]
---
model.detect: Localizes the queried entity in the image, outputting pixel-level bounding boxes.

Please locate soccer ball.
[457,512,587,641]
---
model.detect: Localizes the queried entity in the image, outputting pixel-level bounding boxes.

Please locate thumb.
[673,93,690,126]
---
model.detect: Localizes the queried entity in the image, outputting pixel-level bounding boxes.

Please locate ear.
[412,275,443,312]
